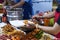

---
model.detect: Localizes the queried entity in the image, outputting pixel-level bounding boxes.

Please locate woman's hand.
[32,15,43,19]
[36,24,42,28]
[32,15,39,19]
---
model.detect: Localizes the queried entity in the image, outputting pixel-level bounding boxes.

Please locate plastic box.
[7,8,23,21]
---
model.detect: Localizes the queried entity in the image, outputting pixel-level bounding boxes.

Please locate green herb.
[35,30,43,39]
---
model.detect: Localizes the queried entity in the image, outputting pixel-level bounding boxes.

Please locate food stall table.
[9,20,56,40]
[0,20,56,40]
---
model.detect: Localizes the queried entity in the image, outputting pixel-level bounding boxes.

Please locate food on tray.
[8,30,25,36]
[10,30,25,40]
[35,30,43,39]
[24,20,37,25]
[44,35,51,40]
[21,29,43,40]
[40,35,51,40]
[2,24,15,34]
[24,20,28,24]
[2,24,25,40]
[0,34,11,40]
[21,33,38,40]
[30,19,38,24]
[11,36,20,40]
[2,24,25,36]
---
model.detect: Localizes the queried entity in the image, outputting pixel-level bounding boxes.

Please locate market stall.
[0,0,59,40]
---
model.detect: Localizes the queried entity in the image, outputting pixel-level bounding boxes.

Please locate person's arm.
[32,12,55,19]
[42,12,55,18]
[12,0,25,8]
[37,12,55,19]
[38,23,60,35]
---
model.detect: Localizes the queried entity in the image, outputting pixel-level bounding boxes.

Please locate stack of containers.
[7,8,23,21]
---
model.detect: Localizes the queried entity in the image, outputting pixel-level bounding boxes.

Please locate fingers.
[32,15,38,19]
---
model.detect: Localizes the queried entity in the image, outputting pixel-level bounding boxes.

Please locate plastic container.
[7,8,23,21]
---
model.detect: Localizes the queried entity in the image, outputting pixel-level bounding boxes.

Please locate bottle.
[1,14,7,23]
[2,7,7,22]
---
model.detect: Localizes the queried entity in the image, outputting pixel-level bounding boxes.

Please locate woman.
[32,4,60,38]
[22,0,33,19]
[4,0,33,20]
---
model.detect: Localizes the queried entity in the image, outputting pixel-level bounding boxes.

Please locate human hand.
[32,15,39,19]
[32,15,43,19]
[32,15,38,18]
[36,24,42,28]
[30,19,39,24]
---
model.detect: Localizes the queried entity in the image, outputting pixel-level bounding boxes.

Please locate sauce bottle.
[2,14,7,23]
